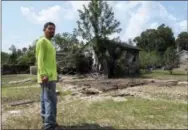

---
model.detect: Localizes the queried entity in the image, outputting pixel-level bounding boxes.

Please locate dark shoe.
[41,126,44,130]
[41,123,58,130]
[41,126,56,130]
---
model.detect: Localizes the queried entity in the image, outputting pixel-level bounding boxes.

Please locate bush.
[164,47,179,74]
[57,52,93,75]
[2,64,30,75]
[139,50,163,71]
[75,54,93,74]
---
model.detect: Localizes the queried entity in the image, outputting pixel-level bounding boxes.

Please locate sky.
[2,1,188,53]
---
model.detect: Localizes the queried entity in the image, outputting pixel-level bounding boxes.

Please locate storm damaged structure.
[89,38,140,78]
[56,38,140,78]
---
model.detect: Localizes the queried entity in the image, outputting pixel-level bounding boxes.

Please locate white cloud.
[20,2,90,22]
[62,1,90,20]
[114,1,142,12]
[121,2,151,41]
[21,5,61,24]
[149,22,159,29]
[179,20,187,31]
[61,8,75,20]
[20,1,185,42]
[173,20,187,37]
[68,1,90,12]
[116,1,184,41]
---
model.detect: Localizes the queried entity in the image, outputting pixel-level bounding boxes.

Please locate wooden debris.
[10,100,35,106]
[81,88,101,95]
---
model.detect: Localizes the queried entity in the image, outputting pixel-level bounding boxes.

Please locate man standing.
[36,22,58,130]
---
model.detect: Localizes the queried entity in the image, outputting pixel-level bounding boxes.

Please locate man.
[36,22,58,130]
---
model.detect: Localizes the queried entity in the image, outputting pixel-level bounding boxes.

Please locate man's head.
[43,22,56,39]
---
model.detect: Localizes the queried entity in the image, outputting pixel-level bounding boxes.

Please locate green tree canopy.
[134,24,175,53]
[75,0,122,71]
[176,32,188,51]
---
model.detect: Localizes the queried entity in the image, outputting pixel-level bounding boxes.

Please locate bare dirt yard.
[1,70,188,129]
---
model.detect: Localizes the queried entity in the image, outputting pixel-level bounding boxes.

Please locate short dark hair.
[43,22,55,31]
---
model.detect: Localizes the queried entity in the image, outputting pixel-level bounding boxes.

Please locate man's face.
[44,25,55,38]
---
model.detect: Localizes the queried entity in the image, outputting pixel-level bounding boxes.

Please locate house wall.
[124,50,140,75]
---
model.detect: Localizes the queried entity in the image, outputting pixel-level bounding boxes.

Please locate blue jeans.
[40,81,57,130]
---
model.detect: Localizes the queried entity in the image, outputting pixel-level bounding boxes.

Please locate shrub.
[2,64,30,75]
[75,54,93,74]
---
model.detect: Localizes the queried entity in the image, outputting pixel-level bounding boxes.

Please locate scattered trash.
[8,110,21,114]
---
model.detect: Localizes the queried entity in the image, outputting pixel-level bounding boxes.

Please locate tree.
[134,24,175,53]
[53,32,79,52]
[134,29,158,52]
[8,45,18,65]
[139,50,163,72]
[22,47,28,54]
[17,40,36,65]
[53,32,93,74]
[149,51,163,67]
[164,47,179,74]
[9,45,17,53]
[17,49,23,57]
[156,24,176,52]
[17,48,35,65]
[128,38,134,46]
[176,32,188,51]
[75,0,122,72]
[139,51,150,71]
[1,51,10,65]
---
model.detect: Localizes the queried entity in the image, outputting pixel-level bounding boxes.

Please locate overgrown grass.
[2,74,37,87]
[2,74,36,82]
[2,73,188,129]
[2,86,41,104]
[125,85,188,102]
[2,97,187,129]
[141,69,187,81]
[152,69,186,75]
[2,84,71,111]
[58,90,72,100]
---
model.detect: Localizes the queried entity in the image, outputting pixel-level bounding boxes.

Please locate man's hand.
[41,76,48,83]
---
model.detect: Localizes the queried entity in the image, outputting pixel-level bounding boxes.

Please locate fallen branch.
[10,100,35,107]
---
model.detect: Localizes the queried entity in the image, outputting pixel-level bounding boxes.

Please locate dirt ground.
[59,76,188,103]
[1,74,188,129]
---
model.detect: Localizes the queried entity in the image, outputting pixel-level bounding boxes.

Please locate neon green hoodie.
[36,36,57,83]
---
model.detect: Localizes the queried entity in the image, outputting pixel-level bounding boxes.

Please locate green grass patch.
[58,90,72,100]
[2,74,36,82]
[141,69,187,81]
[2,86,41,104]
[2,84,69,111]
[3,97,188,129]
[151,92,188,101]
[2,74,37,87]
[152,69,186,75]
[60,90,72,96]
[2,82,38,88]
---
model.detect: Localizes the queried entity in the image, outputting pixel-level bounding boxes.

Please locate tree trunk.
[92,48,100,73]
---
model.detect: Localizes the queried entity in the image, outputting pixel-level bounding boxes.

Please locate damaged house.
[87,38,140,78]
[56,38,140,78]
